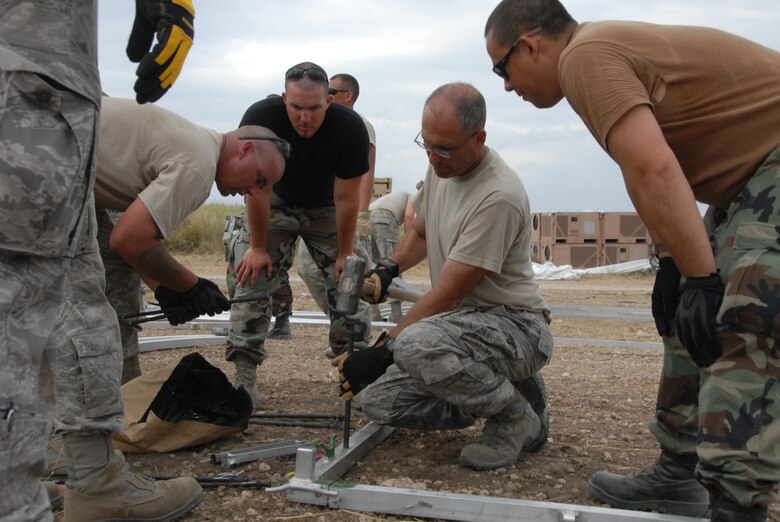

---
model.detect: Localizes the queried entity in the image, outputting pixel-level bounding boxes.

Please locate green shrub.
[165,203,244,254]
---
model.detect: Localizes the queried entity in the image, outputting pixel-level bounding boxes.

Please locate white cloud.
[97,0,780,209]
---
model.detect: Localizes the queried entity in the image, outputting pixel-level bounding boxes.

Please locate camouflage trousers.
[0,71,120,521]
[225,214,294,319]
[296,235,373,315]
[650,146,780,507]
[225,196,371,364]
[96,209,142,375]
[370,209,402,312]
[361,306,553,430]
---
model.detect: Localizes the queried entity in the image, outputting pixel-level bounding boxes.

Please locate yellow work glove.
[126,0,195,103]
[357,210,371,240]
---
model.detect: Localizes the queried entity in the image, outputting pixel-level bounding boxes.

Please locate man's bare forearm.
[132,242,198,291]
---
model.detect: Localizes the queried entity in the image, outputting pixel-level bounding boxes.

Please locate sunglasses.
[285,66,328,84]
[492,26,542,81]
[239,136,292,158]
[327,88,350,96]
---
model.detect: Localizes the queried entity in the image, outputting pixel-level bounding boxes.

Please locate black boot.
[710,488,767,522]
[267,313,292,339]
[588,449,710,517]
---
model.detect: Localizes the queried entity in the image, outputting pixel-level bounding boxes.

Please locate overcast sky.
[97,1,779,212]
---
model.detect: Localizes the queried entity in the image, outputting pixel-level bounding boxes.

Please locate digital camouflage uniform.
[97,210,142,383]
[0,2,123,520]
[225,193,372,365]
[361,306,552,429]
[651,147,780,507]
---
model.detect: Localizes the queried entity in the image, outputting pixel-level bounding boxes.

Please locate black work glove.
[126,0,195,103]
[363,258,399,304]
[651,257,681,337]
[153,285,197,326]
[180,277,231,317]
[675,274,724,367]
[332,331,395,400]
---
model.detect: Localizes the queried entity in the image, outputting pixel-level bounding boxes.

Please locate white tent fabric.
[532,259,652,280]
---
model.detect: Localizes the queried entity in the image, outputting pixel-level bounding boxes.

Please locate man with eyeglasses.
[485,1,780,520]
[333,82,553,472]
[226,62,373,407]
[37,95,285,520]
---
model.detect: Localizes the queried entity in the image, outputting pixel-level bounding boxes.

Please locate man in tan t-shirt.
[332,83,554,471]
[485,1,780,520]
[94,96,288,383]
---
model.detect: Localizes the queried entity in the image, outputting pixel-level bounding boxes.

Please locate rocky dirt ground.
[53,254,779,521]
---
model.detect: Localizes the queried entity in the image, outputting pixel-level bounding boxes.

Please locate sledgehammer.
[362,276,424,303]
[335,255,367,449]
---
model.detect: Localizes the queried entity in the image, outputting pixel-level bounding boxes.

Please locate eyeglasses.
[492,26,542,81]
[327,88,350,96]
[285,66,328,84]
[239,136,292,159]
[414,130,478,159]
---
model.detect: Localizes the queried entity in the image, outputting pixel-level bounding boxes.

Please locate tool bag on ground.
[113,352,252,452]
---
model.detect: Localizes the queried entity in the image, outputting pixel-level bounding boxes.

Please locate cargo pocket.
[0,71,86,256]
[718,222,780,340]
[71,325,123,418]
[419,352,465,386]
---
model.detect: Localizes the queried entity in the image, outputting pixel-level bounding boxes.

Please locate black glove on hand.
[363,258,399,304]
[332,331,395,400]
[651,257,681,337]
[675,274,724,368]
[154,285,196,326]
[181,277,231,317]
[127,0,195,103]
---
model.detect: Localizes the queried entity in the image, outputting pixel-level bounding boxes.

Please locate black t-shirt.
[239,96,369,208]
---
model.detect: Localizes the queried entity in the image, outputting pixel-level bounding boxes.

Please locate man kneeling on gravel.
[333,83,553,470]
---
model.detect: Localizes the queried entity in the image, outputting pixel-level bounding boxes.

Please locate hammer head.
[335,255,367,314]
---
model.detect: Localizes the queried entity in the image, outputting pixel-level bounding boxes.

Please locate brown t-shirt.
[559,21,780,208]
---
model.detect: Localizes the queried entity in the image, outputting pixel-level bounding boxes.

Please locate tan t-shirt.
[94,97,222,238]
[415,148,549,318]
[560,22,780,208]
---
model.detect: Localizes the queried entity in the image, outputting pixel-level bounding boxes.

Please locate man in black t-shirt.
[225,62,373,407]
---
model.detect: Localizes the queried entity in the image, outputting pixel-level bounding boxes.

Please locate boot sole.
[513,373,549,453]
[99,490,205,522]
[588,480,709,518]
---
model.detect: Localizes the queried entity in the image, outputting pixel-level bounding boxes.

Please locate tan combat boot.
[63,438,202,521]
[459,398,542,470]
[233,354,261,408]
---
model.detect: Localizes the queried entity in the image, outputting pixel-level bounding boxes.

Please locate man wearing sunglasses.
[335,83,553,472]
[485,1,780,520]
[38,95,285,520]
[226,62,373,407]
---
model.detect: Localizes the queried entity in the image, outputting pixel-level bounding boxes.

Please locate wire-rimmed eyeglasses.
[239,136,292,158]
[414,130,478,159]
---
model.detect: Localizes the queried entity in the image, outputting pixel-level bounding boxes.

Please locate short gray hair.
[425,83,486,135]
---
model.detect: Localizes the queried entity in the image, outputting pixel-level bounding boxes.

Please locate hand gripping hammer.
[335,255,366,448]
